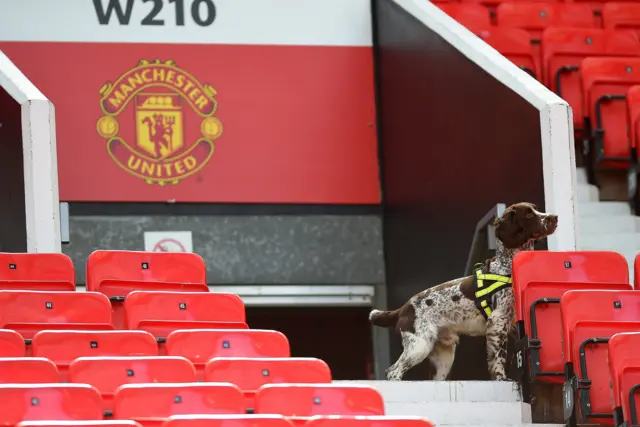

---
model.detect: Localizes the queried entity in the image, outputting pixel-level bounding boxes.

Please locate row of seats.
[511,251,639,426]
[13,418,433,427]
[0,383,387,427]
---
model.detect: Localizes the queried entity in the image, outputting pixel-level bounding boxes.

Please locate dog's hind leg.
[386,328,436,380]
[429,341,456,380]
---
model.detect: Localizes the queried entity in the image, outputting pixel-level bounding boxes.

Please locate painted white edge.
[0,50,62,253]
[0,0,372,47]
[393,0,578,251]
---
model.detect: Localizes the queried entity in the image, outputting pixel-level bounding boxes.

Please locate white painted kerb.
[393,0,579,251]
[0,50,61,253]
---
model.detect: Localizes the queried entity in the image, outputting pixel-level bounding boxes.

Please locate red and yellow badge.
[96,59,223,186]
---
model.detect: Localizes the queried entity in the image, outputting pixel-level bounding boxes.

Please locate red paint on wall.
[0,42,380,204]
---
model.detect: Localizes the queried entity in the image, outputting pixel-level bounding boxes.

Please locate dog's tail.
[369,308,400,328]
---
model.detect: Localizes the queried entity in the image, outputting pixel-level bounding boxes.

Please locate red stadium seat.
[305,416,435,427]
[86,250,208,329]
[164,415,294,427]
[603,3,640,38]
[69,356,196,413]
[628,86,640,166]
[542,28,640,132]
[0,253,75,291]
[0,384,103,426]
[437,4,491,29]
[166,329,290,379]
[581,57,640,171]
[496,3,595,41]
[634,252,640,289]
[0,329,25,356]
[254,385,384,422]
[512,251,630,384]
[608,332,640,427]
[124,291,247,342]
[473,27,539,79]
[204,357,332,409]
[561,290,640,425]
[18,422,141,427]
[567,0,640,24]
[460,0,561,20]
[0,291,113,340]
[0,357,59,383]
[113,383,245,427]
[32,330,158,380]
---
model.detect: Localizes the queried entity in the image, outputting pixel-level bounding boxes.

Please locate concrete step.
[384,401,531,424]
[577,184,599,202]
[580,215,636,234]
[576,167,588,184]
[578,201,630,217]
[335,381,522,402]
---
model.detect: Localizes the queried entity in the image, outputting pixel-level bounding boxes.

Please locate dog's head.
[493,202,558,249]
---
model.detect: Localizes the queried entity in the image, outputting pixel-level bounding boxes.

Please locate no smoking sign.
[144,231,193,253]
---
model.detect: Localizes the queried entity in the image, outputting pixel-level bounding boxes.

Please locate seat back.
[0,291,113,339]
[497,3,595,41]
[86,250,208,329]
[124,291,246,339]
[582,57,640,162]
[166,329,290,379]
[628,87,640,166]
[473,27,539,79]
[0,253,75,291]
[69,356,196,411]
[0,384,103,426]
[305,416,435,427]
[0,357,59,383]
[437,4,491,29]
[164,415,294,427]
[603,3,640,38]
[18,422,141,427]
[254,385,384,419]
[113,383,245,427]
[542,28,640,129]
[561,290,640,423]
[634,253,640,289]
[0,329,25,357]
[608,332,640,426]
[512,251,630,381]
[32,330,158,380]
[204,357,331,409]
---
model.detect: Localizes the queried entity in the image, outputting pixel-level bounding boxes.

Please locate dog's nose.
[547,214,558,224]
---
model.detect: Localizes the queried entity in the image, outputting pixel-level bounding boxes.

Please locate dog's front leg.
[486,313,510,381]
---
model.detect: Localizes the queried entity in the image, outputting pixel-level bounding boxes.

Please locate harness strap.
[473,265,512,319]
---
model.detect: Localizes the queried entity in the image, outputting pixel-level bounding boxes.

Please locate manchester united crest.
[96,59,223,186]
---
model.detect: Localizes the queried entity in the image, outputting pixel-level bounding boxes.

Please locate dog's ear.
[494,209,527,249]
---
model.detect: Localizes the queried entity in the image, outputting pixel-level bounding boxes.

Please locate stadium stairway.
[337,381,561,427]
[576,166,639,279]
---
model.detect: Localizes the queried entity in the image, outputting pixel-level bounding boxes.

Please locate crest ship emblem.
[96,59,223,186]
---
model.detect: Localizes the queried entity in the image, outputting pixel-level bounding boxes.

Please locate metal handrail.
[464,203,506,275]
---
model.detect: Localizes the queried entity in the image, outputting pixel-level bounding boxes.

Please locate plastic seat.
[608,332,640,427]
[473,27,539,79]
[163,415,294,427]
[437,4,491,29]
[627,86,640,165]
[18,422,141,427]
[603,3,640,38]
[581,57,640,170]
[86,250,208,329]
[254,384,384,422]
[567,0,640,24]
[305,416,435,427]
[124,291,247,342]
[633,253,640,289]
[0,384,103,426]
[113,383,245,427]
[0,357,60,383]
[0,291,113,339]
[542,28,640,132]
[0,329,25,356]
[204,357,332,409]
[166,329,290,379]
[0,253,75,291]
[69,356,196,414]
[460,0,560,19]
[512,251,630,384]
[32,330,158,380]
[561,290,640,425]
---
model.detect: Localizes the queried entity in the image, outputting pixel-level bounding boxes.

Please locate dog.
[369,202,558,381]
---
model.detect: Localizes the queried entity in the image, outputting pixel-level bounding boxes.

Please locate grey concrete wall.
[63,215,384,285]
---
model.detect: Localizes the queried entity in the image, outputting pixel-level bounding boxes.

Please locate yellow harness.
[473,264,512,319]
